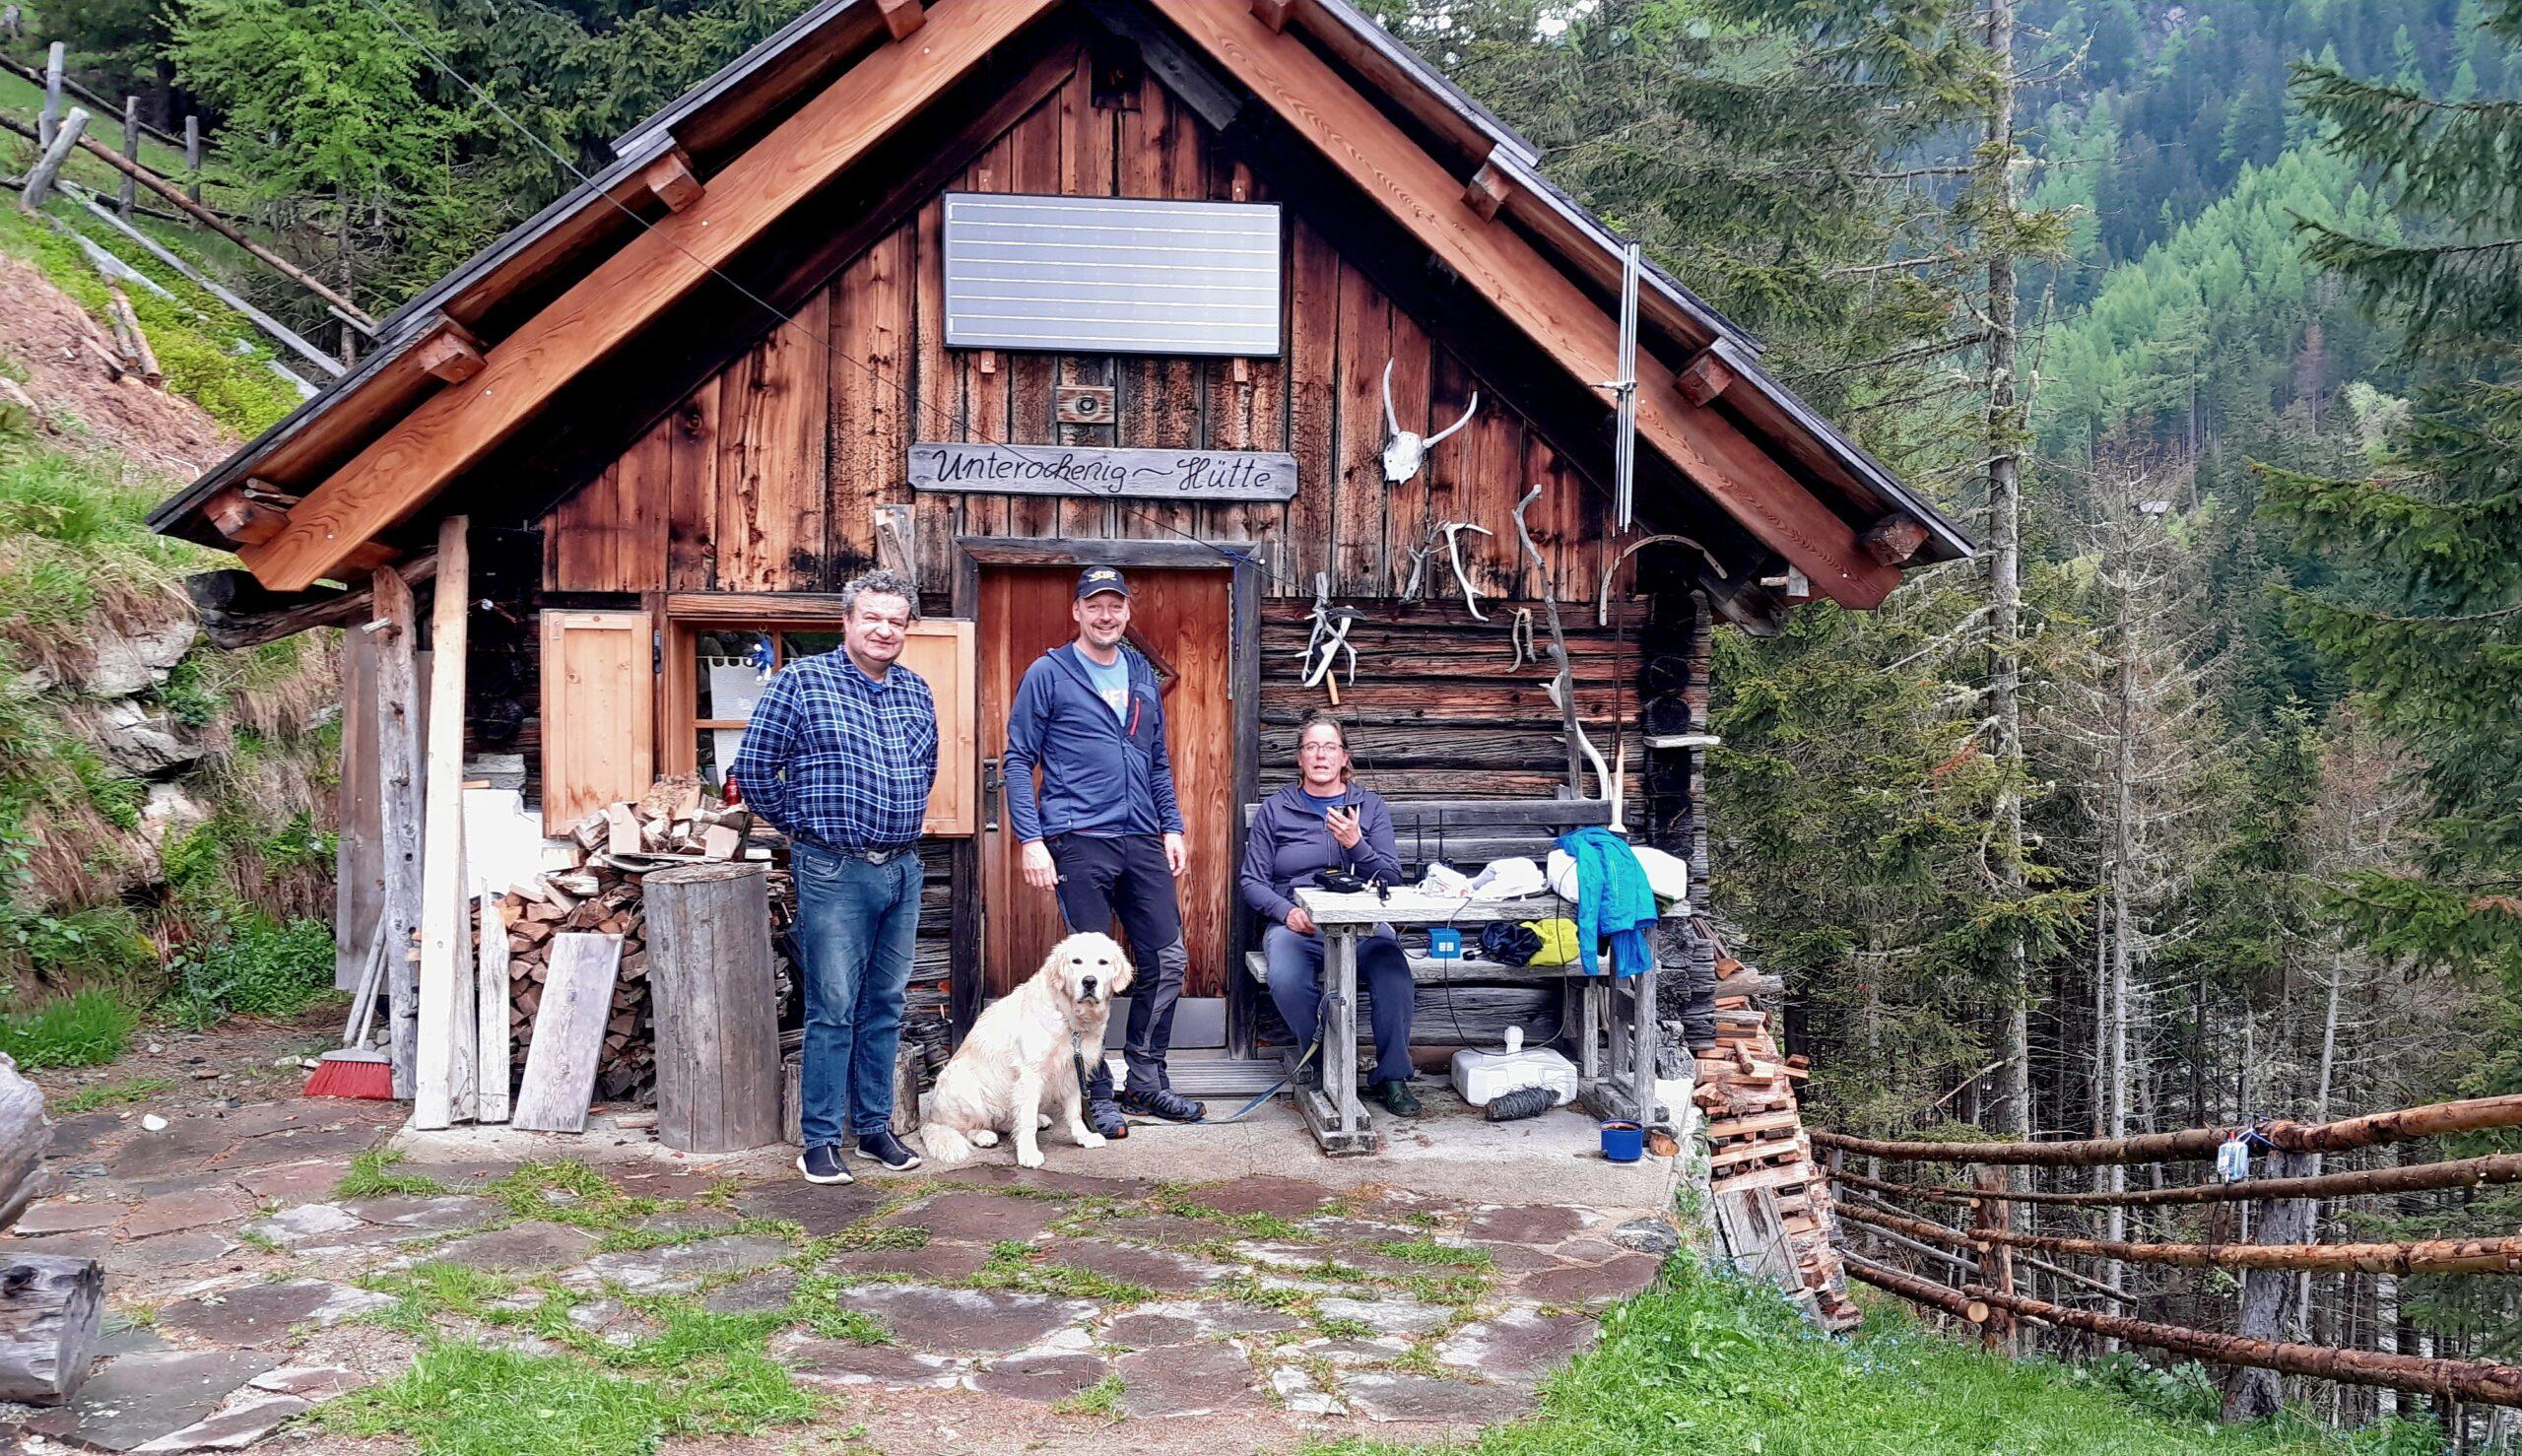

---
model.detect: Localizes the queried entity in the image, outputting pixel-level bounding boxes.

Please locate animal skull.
[1380,359,1479,483]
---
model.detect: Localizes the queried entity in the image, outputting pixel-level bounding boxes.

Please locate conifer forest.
[11,0,2522,1446]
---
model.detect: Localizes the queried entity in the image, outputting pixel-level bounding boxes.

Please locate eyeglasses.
[1297,742,1346,755]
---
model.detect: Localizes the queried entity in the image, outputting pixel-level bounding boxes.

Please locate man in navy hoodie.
[1003,566,1208,1131]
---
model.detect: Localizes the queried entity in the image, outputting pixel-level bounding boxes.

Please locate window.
[658,595,977,836]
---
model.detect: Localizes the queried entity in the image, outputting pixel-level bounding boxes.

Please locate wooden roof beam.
[638,147,705,213]
[1250,0,1294,32]
[878,0,926,41]
[1463,160,1509,221]
[1861,514,1930,565]
[412,319,486,384]
[1148,0,1899,607]
[1678,350,1733,405]
[205,480,300,547]
[237,0,1058,593]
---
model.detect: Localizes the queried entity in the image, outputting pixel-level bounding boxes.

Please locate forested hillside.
[8,0,2518,1444]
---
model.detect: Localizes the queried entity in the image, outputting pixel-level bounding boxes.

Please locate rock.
[776,1336,967,1391]
[96,701,200,776]
[1179,1176,1336,1220]
[140,1113,169,1132]
[130,1394,309,1452]
[576,1234,795,1294]
[840,1286,1096,1357]
[1610,1217,1682,1256]
[1343,1372,1534,1425]
[120,1189,246,1240]
[966,1352,1107,1403]
[138,786,210,853]
[1294,1335,1413,1367]
[1512,1252,1662,1306]
[157,1280,393,1344]
[1463,1204,1597,1245]
[14,1199,127,1236]
[85,618,197,698]
[340,1194,498,1231]
[238,1203,362,1247]
[246,1366,368,1399]
[701,1269,802,1315]
[1434,1306,1599,1381]
[46,1350,277,1453]
[1270,1361,1346,1417]
[1040,1238,1227,1295]
[732,1180,890,1236]
[1114,1341,1263,1418]
[881,1190,1059,1243]
[566,1299,664,1348]
[1099,1299,1304,1349]
[825,1241,991,1285]
[1313,1296,1452,1337]
[12,661,57,695]
[429,1224,599,1275]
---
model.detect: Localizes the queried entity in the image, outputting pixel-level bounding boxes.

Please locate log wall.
[533,51,1620,607]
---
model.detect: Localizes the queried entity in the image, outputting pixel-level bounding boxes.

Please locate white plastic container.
[1449,1027,1577,1108]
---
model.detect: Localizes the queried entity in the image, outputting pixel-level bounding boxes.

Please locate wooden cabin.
[151,0,1966,1091]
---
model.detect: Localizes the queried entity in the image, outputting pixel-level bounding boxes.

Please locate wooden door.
[978,565,1234,1003]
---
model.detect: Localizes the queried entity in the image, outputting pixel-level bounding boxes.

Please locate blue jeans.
[1263,923,1415,1084]
[791,844,920,1147]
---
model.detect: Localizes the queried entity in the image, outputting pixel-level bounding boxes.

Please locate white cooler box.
[1449,1027,1577,1107]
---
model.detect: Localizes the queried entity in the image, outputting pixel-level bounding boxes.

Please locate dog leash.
[1216,1026,1328,1123]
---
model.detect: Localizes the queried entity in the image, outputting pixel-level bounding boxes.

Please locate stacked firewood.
[1695,960,1862,1331]
[481,775,795,1103]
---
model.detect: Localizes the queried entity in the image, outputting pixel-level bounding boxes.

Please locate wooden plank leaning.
[369,565,425,1098]
[413,516,470,1128]
[476,890,511,1123]
[511,934,625,1133]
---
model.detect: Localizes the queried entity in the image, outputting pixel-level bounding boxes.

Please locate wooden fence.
[1815,1095,2522,1423]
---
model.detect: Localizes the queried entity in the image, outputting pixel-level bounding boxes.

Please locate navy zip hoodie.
[1237,782,1404,924]
[1003,642,1185,842]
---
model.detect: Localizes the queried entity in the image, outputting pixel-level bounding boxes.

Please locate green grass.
[335,1150,454,1201]
[482,1161,667,1233]
[0,988,135,1068]
[52,1073,173,1113]
[1302,1263,2426,1456]
[1372,1238,1496,1272]
[315,1333,819,1456]
[1053,1371,1126,1421]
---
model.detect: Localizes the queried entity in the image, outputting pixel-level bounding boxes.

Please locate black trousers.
[1048,832,1189,1097]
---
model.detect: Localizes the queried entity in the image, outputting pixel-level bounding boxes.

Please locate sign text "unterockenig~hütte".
[906,442,1299,501]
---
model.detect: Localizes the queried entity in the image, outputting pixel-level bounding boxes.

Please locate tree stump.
[0,1256,100,1404]
[0,1053,46,1230]
[646,863,782,1153]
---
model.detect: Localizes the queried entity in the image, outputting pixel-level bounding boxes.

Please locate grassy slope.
[1313,1264,2422,1456]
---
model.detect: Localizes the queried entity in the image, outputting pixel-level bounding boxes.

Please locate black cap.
[1075,565,1131,600]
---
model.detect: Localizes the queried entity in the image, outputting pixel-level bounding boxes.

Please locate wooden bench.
[1239,795,1668,1155]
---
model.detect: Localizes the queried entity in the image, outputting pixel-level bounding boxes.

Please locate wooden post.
[37,42,60,153]
[413,516,471,1129]
[2223,1148,2320,1422]
[644,863,783,1154]
[370,568,425,1098]
[117,98,138,218]
[18,108,86,212]
[183,115,201,207]
[1972,1165,2017,1355]
[476,891,510,1123]
[0,1256,100,1405]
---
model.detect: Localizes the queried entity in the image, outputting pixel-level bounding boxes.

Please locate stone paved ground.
[0,1084,1679,1454]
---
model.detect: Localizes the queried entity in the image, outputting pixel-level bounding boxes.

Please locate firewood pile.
[478,775,795,1103]
[1695,960,1862,1331]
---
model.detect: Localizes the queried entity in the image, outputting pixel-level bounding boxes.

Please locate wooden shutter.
[900,619,977,836]
[539,610,656,834]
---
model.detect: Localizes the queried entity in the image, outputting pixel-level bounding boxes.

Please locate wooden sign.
[908,442,1298,501]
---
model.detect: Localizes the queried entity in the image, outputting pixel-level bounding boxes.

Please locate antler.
[1380,358,1400,436]
[1425,391,1480,447]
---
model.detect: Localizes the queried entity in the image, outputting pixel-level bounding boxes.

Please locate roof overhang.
[153,0,1968,606]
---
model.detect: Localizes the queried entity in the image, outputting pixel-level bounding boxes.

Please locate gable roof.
[152,0,1967,604]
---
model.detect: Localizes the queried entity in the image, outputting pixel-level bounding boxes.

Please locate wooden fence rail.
[1813,1093,2522,1167]
[1836,1200,2522,1278]
[1844,1255,2522,1409]
[1827,1154,2522,1209]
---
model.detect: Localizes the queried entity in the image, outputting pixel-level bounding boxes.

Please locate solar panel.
[942,193,1283,358]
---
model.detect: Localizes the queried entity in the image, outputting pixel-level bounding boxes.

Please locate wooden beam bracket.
[878,0,927,41]
[1250,0,1294,33]
[413,319,488,386]
[1860,513,1930,566]
[637,146,705,214]
[1464,159,1510,222]
[1678,350,1735,406]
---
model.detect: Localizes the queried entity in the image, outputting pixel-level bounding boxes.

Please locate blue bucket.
[1600,1120,1644,1162]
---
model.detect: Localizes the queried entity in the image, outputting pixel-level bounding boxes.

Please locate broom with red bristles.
[305,921,397,1099]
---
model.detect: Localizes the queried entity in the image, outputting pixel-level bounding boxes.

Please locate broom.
[305,922,396,1099]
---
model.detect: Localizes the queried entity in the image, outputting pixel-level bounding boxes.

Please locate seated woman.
[1237,712,1418,1116]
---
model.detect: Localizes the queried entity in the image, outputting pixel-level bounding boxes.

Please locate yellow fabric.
[1523,917,1581,967]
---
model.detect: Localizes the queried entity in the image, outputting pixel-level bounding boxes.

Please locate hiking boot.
[1369,1079,1423,1118]
[856,1129,922,1172]
[1087,1098,1129,1140]
[796,1144,853,1185]
[1117,1085,1208,1123]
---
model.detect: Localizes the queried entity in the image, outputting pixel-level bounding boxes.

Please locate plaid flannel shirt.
[728,651,938,851]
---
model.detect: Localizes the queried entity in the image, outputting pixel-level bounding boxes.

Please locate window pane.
[699,631,774,723]
[782,630,842,661]
[698,725,749,788]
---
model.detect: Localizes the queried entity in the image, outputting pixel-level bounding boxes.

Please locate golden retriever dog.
[920,932,1133,1168]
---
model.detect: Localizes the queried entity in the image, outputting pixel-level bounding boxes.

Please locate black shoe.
[1117,1086,1208,1123]
[856,1129,922,1172]
[797,1144,853,1185]
[1369,1079,1422,1118]
[1087,1098,1129,1139]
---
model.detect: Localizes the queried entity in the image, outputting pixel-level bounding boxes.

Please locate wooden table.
[1290,886,1668,1156]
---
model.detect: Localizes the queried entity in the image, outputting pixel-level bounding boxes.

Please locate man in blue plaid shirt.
[729,568,937,1185]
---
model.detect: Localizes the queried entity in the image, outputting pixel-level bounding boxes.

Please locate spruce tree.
[2260,1,2522,989]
